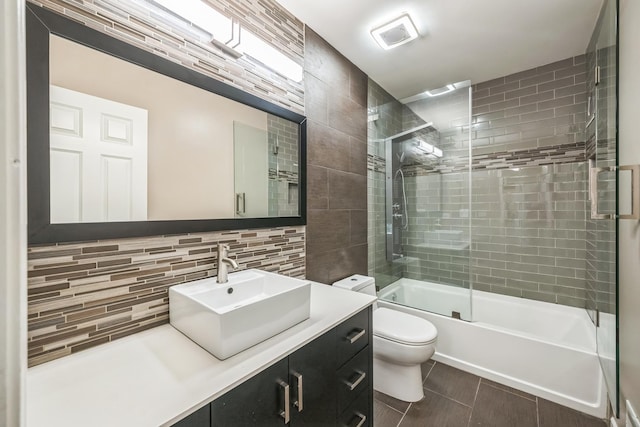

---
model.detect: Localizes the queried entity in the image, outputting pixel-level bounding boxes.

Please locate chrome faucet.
[216,244,238,284]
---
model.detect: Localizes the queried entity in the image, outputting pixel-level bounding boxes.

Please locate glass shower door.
[380,85,473,320]
[586,0,618,414]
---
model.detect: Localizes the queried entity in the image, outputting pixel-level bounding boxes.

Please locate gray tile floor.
[374,360,607,427]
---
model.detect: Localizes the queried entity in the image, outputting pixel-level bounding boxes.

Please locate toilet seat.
[373,308,437,346]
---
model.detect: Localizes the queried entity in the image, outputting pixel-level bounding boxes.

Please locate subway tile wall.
[26,0,308,366]
[27,0,305,113]
[27,227,305,367]
[470,164,588,305]
[368,55,595,309]
[267,114,299,217]
[585,41,617,315]
[472,55,587,156]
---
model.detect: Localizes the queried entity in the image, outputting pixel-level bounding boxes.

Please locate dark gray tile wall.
[304,28,368,284]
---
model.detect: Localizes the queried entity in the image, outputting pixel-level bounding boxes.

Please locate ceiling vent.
[370,13,419,50]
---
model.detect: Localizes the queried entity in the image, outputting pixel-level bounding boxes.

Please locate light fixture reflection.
[152,0,303,82]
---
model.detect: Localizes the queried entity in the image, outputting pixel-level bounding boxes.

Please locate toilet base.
[373,357,424,402]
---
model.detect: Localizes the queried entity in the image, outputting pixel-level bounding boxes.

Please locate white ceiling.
[276,0,604,99]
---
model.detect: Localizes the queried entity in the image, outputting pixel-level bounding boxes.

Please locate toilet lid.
[373,308,438,346]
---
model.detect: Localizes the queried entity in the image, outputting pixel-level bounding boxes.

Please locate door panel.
[233,121,269,218]
[289,328,337,426]
[49,149,81,223]
[211,358,289,426]
[49,85,148,223]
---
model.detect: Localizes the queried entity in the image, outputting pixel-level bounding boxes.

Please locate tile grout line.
[396,402,410,427]
[466,376,482,427]
[536,396,540,427]
[374,399,404,416]
[422,386,475,409]
[396,361,436,427]
[422,361,436,384]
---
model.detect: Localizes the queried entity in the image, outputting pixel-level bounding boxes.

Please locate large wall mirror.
[26,5,307,244]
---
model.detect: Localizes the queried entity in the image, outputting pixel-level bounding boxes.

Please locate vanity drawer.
[337,346,370,414]
[338,388,370,427]
[336,307,370,367]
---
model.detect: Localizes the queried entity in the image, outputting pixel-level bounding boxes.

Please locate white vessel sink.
[169,269,311,359]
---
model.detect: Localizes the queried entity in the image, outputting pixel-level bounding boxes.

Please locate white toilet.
[333,275,438,402]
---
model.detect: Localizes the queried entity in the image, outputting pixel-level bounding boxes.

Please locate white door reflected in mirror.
[49,85,148,223]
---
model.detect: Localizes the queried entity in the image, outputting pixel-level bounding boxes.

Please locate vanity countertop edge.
[26,282,376,427]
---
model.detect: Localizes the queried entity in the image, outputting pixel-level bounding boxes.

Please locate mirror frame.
[26,5,307,244]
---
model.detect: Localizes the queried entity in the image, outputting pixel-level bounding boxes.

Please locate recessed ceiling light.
[370,13,419,50]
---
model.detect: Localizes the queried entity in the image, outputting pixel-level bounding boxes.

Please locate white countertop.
[26,283,376,427]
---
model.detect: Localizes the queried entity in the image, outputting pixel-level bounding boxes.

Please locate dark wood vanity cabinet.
[171,404,211,427]
[174,306,373,427]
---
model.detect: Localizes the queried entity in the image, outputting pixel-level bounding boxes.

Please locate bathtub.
[378,278,607,418]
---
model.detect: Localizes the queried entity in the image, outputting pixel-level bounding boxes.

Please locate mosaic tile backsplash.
[24,0,309,367]
[27,0,305,113]
[27,227,305,367]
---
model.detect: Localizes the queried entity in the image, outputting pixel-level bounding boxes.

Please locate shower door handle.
[591,164,640,220]
[619,165,640,220]
[589,165,615,220]
[235,192,246,216]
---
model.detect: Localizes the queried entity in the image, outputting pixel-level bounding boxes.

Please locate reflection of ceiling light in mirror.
[433,147,443,158]
[150,0,303,82]
[370,13,419,50]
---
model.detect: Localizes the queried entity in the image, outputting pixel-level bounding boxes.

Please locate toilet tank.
[333,274,376,296]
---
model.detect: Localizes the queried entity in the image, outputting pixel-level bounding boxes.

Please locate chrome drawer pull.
[350,412,367,427]
[346,329,365,344]
[345,370,366,391]
[292,371,303,412]
[278,379,290,424]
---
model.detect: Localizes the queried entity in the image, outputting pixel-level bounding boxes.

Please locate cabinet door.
[211,358,289,427]
[171,404,210,427]
[289,328,337,426]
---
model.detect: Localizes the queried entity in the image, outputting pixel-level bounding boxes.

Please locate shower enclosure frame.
[384,122,437,262]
